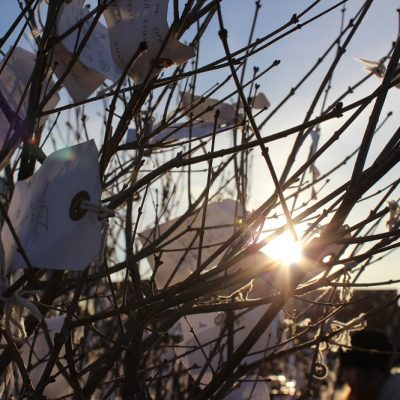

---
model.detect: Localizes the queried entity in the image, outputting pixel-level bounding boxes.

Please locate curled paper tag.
[1,140,102,271]
[52,43,105,102]
[154,121,216,142]
[252,92,271,109]
[57,0,121,82]
[0,47,60,150]
[103,0,195,83]
[356,57,400,88]
[126,122,217,144]
[139,199,243,288]
[356,57,386,78]
[181,92,236,126]
[53,0,122,101]
[20,316,84,398]
[309,128,321,190]
[175,307,284,385]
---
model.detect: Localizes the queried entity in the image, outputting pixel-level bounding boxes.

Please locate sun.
[260,231,303,265]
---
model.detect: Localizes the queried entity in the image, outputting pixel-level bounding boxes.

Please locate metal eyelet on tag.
[69,190,90,221]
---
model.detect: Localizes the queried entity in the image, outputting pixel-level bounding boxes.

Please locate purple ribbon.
[0,89,29,150]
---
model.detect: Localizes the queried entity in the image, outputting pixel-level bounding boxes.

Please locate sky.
[0,0,399,289]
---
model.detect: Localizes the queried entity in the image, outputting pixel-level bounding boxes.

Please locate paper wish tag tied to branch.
[356,57,400,88]
[1,140,102,271]
[181,92,236,126]
[308,128,321,198]
[356,57,386,78]
[250,92,271,110]
[175,307,284,385]
[20,316,84,398]
[126,122,219,144]
[103,0,195,83]
[139,199,244,288]
[0,47,60,150]
[54,0,121,102]
[152,121,217,142]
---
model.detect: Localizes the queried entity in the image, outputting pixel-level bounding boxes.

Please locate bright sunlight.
[260,231,303,265]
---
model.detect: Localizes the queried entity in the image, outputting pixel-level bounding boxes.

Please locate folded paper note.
[54,0,121,101]
[139,199,243,288]
[356,57,386,78]
[252,92,271,109]
[309,128,321,193]
[2,140,102,271]
[0,47,60,150]
[153,121,216,142]
[104,0,195,83]
[356,57,400,88]
[181,92,236,125]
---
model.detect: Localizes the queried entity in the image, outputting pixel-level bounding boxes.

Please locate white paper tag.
[175,307,283,385]
[20,316,84,398]
[155,121,216,141]
[2,140,102,271]
[104,0,195,83]
[181,93,236,125]
[0,47,60,149]
[252,92,270,110]
[126,122,217,144]
[57,0,121,82]
[309,128,320,182]
[356,57,386,77]
[139,199,242,288]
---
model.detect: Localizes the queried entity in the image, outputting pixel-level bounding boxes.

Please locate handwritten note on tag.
[104,0,195,83]
[139,199,242,288]
[2,140,102,271]
[58,0,120,82]
[0,47,60,150]
[181,93,236,125]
